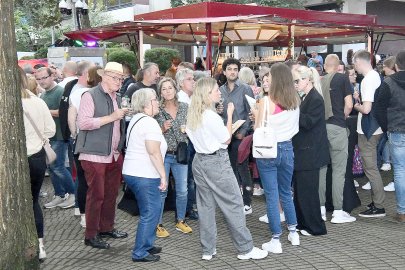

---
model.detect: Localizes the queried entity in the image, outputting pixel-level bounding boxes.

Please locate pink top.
[273,104,284,114]
[78,89,121,163]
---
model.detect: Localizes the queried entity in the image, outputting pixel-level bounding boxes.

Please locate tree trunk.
[0,1,40,269]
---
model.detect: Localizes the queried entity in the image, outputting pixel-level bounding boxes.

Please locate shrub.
[19,56,35,60]
[107,48,138,75]
[144,47,180,74]
[34,47,48,59]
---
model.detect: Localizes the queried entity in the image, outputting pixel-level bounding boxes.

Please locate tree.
[171,0,307,8]
[0,0,40,269]
[144,48,181,74]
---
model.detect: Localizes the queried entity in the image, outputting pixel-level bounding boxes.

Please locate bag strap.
[126,115,147,148]
[23,110,46,144]
[260,97,269,128]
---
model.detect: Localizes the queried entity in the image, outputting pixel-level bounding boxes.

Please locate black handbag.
[162,110,188,165]
[359,91,380,140]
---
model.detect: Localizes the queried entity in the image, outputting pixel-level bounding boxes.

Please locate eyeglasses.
[36,75,51,81]
[105,73,124,83]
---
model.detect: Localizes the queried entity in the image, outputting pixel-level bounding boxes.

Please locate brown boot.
[394,213,405,222]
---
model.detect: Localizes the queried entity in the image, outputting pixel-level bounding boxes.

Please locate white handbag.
[252,97,277,159]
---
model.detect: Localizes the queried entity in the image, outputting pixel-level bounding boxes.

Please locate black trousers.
[28,148,47,238]
[293,169,327,236]
[228,138,252,206]
[74,154,88,214]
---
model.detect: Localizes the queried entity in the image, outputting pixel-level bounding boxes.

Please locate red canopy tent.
[64,2,405,70]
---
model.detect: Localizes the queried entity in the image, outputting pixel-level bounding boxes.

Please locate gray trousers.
[319,124,348,210]
[192,149,253,256]
[358,134,385,208]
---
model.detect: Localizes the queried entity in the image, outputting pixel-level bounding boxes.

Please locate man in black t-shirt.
[124,62,159,100]
[319,54,355,224]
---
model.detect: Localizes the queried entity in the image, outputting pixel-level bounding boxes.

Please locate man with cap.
[75,62,129,249]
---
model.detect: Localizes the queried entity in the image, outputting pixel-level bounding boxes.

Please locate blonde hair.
[325,54,340,70]
[238,67,256,86]
[187,77,216,130]
[294,66,323,97]
[19,67,30,99]
[269,63,300,110]
[26,74,38,95]
[131,88,156,113]
[157,77,178,107]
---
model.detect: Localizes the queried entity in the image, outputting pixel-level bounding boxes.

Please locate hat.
[97,62,124,76]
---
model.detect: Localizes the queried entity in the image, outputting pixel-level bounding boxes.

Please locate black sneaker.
[359,205,386,218]
[366,202,375,209]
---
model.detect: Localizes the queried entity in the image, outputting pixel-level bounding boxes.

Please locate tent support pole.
[206,23,213,74]
[213,22,227,75]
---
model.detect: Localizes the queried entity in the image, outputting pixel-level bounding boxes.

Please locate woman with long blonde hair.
[252,62,300,254]
[186,77,268,261]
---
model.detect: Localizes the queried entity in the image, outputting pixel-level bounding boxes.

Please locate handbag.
[359,91,380,140]
[23,110,57,165]
[253,97,278,159]
[162,111,188,165]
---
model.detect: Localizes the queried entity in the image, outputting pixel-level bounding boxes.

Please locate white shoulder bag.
[252,97,277,159]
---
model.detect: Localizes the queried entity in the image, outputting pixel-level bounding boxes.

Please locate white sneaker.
[253,187,264,196]
[74,207,80,216]
[354,180,359,188]
[58,194,76,209]
[39,191,48,198]
[262,239,282,254]
[362,182,371,190]
[237,247,268,260]
[38,239,46,260]
[44,195,65,209]
[259,214,269,223]
[244,205,252,215]
[280,212,286,222]
[320,206,327,221]
[331,210,356,224]
[300,230,312,236]
[80,214,86,228]
[380,163,391,171]
[288,232,300,246]
[202,249,216,261]
[384,182,395,192]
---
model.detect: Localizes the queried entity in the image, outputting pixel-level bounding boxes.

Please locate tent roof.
[64,2,405,46]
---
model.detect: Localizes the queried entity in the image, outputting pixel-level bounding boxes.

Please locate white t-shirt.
[178,90,191,105]
[357,70,383,135]
[69,84,88,110]
[58,76,77,89]
[123,113,167,178]
[186,109,230,154]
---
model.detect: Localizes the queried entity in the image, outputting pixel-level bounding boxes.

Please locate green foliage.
[107,49,138,75]
[34,47,49,59]
[19,56,35,60]
[144,48,181,74]
[171,0,306,8]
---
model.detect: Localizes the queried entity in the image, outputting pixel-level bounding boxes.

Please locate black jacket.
[292,88,330,171]
[374,71,405,132]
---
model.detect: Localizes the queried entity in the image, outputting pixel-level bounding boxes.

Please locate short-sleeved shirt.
[155,102,188,152]
[69,83,88,110]
[357,70,383,135]
[124,81,157,100]
[41,84,64,141]
[326,73,353,128]
[186,110,230,154]
[178,90,191,105]
[123,113,167,178]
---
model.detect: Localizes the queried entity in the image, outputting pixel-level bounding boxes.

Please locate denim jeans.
[256,141,297,237]
[123,175,161,260]
[388,132,405,214]
[49,140,75,197]
[159,154,188,222]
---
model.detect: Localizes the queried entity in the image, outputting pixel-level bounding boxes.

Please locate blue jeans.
[378,133,391,165]
[49,140,74,197]
[388,132,405,214]
[123,175,161,260]
[256,141,297,237]
[159,154,188,222]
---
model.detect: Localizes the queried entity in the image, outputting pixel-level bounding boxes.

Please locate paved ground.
[40,170,405,270]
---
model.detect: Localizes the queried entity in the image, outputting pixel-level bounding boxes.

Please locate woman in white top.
[122,88,167,263]
[21,67,56,261]
[252,62,300,254]
[186,77,268,261]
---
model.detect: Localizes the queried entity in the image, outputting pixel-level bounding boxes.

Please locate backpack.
[320,73,335,120]
[59,79,78,141]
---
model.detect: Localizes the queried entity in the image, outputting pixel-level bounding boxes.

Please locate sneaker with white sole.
[244,205,252,215]
[74,207,80,216]
[262,238,282,254]
[253,187,264,196]
[38,239,46,261]
[300,229,312,236]
[259,214,269,223]
[362,182,371,190]
[39,191,48,198]
[380,163,391,171]
[80,214,86,228]
[354,180,359,188]
[58,194,76,209]
[331,210,356,224]
[288,232,300,246]
[320,206,327,221]
[359,205,386,218]
[44,195,65,209]
[384,182,395,192]
[202,249,216,261]
[237,247,268,260]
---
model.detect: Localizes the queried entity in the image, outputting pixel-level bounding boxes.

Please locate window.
[106,0,133,10]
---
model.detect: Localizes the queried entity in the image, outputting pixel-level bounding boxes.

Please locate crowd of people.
[20,48,405,263]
